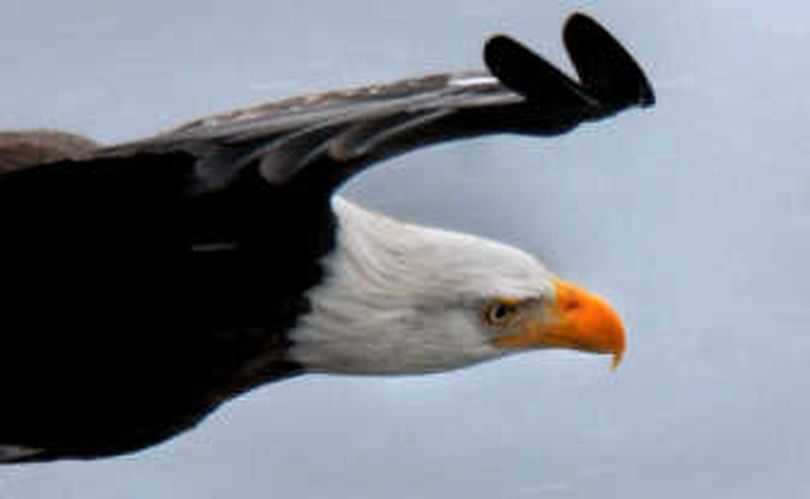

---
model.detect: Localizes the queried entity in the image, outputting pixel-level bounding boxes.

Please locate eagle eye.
[483,299,518,326]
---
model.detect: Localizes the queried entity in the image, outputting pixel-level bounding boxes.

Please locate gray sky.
[2,1,810,498]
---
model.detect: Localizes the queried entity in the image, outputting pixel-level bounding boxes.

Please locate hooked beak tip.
[550,279,627,369]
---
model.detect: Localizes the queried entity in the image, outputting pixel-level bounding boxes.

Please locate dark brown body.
[0,133,329,459]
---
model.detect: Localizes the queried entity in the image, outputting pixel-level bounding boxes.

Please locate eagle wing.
[101,13,654,194]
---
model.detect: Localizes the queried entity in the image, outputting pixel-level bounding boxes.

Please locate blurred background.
[1,1,809,497]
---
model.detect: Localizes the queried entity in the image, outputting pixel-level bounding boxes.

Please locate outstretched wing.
[102,12,654,195]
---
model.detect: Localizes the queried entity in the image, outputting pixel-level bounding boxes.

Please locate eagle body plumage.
[0,151,330,458]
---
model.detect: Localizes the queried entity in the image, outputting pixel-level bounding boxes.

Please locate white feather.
[449,75,499,87]
[0,445,43,462]
[289,197,556,374]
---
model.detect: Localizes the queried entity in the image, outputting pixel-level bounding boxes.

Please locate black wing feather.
[483,34,600,112]
[563,13,656,110]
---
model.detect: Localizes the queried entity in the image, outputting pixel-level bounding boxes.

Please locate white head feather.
[289,196,558,374]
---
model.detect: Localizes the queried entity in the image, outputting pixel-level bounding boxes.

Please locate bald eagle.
[0,13,653,462]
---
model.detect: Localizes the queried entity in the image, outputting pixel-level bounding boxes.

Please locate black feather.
[563,13,656,110]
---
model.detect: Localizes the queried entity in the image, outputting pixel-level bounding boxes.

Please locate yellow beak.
[491,280,626,369]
